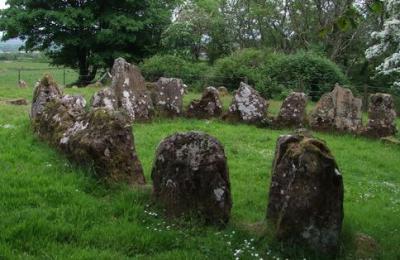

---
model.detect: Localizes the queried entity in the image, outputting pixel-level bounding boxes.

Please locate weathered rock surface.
[276,92,307,128]
[153,77,185,116]
[6,98,28,106]
[354,233,379,259]
[363,93,397,138]
[218,86,229,97]
[225,82,268,124]
[267,134,344,254]
[31,75,63,121]
[32,75,145,185]
[309,85,362,132]
[61,109,146,184]
[91,58,154,122]
[151,132,232,225]
[187,87,223,119]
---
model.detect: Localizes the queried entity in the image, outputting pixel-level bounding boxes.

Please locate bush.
[267,52,349,100]
[212,48,267,91]
[140,54,211,90]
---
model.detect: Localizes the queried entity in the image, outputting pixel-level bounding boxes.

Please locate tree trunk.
[67,53,98,87]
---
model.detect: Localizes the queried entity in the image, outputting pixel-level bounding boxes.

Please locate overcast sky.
[0,0,7,9]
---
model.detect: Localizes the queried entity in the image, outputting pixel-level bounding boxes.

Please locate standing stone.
[187,87,223,119]
[225,82,268,124]
[31,74,63,121]
[276,92,308,128]
[18,80,28,89]
[309,85,362,132]
[61,108,146,185]
[267,134,344,254]
[363,93,397,138]
[218,86,229,97]
[91,58,154,122]
[153,77,185,116]
[151,132,232,225]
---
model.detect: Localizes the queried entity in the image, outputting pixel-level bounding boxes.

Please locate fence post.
[18,68,21,84]
[63,68,66,86]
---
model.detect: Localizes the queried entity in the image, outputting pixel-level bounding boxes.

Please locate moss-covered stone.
[151,131,231,226]
[267,134,344,254]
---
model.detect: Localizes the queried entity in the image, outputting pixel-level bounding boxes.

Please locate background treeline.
[142,0,396,95]
[0,0,398,103]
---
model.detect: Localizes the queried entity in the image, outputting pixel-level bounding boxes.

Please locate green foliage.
[140,54,211,89]
[212,49,348,100]
[0,0,178,84]
[267,52,349,100]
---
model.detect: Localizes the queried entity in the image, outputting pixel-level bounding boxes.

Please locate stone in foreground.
[363,93,397,138]
[267,134,344,254]
[91,58,153,122]
[225,82,268,124]
[309,85,362,132]
[153,77,185,116]
[187,87,223,119]
[276,92,307,128]
[151,132,232,225]
[61,109,146,184]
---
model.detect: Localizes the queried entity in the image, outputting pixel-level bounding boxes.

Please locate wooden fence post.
[63,68,66,86]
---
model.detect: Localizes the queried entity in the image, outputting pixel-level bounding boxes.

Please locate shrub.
[140,54,210,90]
[212,48,267,91]
[267,52,349,100]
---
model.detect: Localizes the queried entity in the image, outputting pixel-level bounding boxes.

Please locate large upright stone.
[225,82,268,124]
[31,74,63,120]
[187,87,223,119]
[33,75,145,185]
[276,92,308,128]
[309,85,362,132]
[151,132,232,225]
[363,93,397,138]
[61,109,146,184]
[153,77,185,116]
[91,58,153,122]
[267,134,344,254]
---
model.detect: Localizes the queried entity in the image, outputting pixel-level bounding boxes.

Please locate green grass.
[1,60,400,259]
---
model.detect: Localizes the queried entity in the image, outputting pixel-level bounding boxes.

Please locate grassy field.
[1,61,400,259]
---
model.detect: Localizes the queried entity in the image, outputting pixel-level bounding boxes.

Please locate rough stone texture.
[31,75,63,121]
[6,98,28,106]
[91,58,154,122]
[276,92,307,128]
[32,75,145,185]
[153,77,185,116]
[187,87,223,119]
[354,233,379,259]
[218,86,229,97]
[91,88,116,111]
[18,80,28,88]
[267,134,344,254]
[61,109,146,184]
[309,85,362,132]
[225,82,268,124]
[363,93,397,138]
[151,132,232,225]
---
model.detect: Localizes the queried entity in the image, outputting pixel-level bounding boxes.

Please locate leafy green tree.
[0,0,178,85]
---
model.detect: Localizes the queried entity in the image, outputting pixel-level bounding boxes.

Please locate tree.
[161,0,233,62]
[366,0,400,88]
[0,0,178,85]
